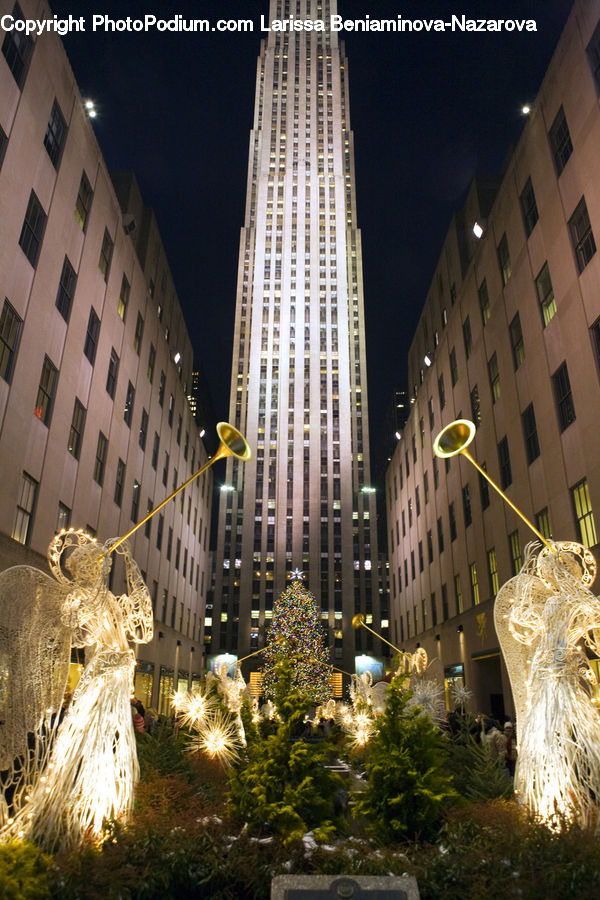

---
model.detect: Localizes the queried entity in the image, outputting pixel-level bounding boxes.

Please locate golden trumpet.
[432,418,552,549]
[351,613,404,656]
[109,422,252,554]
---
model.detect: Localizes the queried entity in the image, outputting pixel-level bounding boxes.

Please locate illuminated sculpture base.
[0,530,153,850]
[495,541,600,828]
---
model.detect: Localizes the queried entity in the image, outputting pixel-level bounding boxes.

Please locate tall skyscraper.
[208,0,385,678]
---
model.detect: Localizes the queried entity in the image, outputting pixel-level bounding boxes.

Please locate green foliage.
[411,800,600,899]
[445,720,513,802]
[229,659,344,843]
[353,674,458,842]
[0,841,51,899]
[135,719,192,779]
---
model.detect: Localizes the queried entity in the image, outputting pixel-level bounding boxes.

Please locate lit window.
[488,352,501,402]
[478,278,490,324]
[34,355,57,425]
[117,275,130,321]
[509,530,522,575]
[470,562,480,605]
[535,262,556,327]
[571,479,597,549]
[12,471,38,544]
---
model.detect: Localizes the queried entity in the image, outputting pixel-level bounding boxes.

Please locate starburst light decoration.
[407,678,445,724]
[171,686,218,730]
[495,541,600,827]
[189,711,240,766]
[0,529,153,849]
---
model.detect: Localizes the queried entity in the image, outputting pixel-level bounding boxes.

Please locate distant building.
[210,0,383,681]
[386,0,600,720]
[0,1,212,712]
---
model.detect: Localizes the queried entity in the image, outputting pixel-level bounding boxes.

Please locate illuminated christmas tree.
[262,577,332,703]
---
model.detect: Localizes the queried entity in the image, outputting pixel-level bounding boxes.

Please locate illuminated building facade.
[0,0,212,711]
[386,0,600,719]
[210,0,382,677]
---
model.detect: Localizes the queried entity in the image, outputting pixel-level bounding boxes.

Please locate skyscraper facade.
[209,0,384,677]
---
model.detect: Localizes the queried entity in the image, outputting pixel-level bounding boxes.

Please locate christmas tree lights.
[261,579,332,703]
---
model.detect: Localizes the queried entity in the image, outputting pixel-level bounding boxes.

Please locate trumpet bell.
[433,419,476,458]
[352,613,366,629]
[216,422,253,462]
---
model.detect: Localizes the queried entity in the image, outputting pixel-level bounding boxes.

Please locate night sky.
[51,0,572,470]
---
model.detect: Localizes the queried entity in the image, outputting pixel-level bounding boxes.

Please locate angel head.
[65,543,108,587]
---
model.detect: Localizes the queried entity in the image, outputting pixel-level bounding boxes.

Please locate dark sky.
[52,0,572,462]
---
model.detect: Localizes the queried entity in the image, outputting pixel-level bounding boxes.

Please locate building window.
[124,381,135,426]
[478,278,490,324]
[479,465,490,510]
[463,316,472,359]
[0,123,7,170]
[569,197,596,273]
[470,384,481,426]
[571,479,598,549]
[498,436,512,489]
[162,452,169,487]
[94,432,108,485]
[68,398,86,459]
[462,484,472,527]
[134,313,144,354]
[497,233,511,286]
[147,344,156,382]
[488,353,500,403]
[1,4,33,89]
[152,432,160,469]
[449,502,457,541]
[509,313,525,370]
[535,262,556,327]
[519,177,539,237]
[552,361,575,432]
[75,171,93,231]
[19,191,47,268]
[114,458,126,507]
[55,256,77,322]
[521,403,540,464]
[106,348,119,398]
[56,502,71,533]
[587,20,600,92]
[139,408,148,450]
[438,374,445,410]
[118,275,130,321]
[536,507,552,541]
[455,574,463,614]
[449,347,458,386]
[487,549,499,596]
[12,471,37,544]
[0,298,22,383]
[470,562,480,606]
[43,99,67,168]
[83,307,100,364]
[548,105,573,174]
[131,480,140,522]
[437,516,444,553]
[98,228,114,281]
[509,530,522,575]
[158,371,166,406]
[34,355,57,425]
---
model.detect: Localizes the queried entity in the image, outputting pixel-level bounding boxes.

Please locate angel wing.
[0,565,71,771]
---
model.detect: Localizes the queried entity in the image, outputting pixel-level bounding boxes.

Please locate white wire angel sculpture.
[495,541,600,827]
[0,528,153,849]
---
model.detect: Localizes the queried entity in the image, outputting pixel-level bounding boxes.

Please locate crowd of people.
[130,699,158,735]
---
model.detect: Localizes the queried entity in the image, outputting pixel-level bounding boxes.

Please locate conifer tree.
[261,578,332,703]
